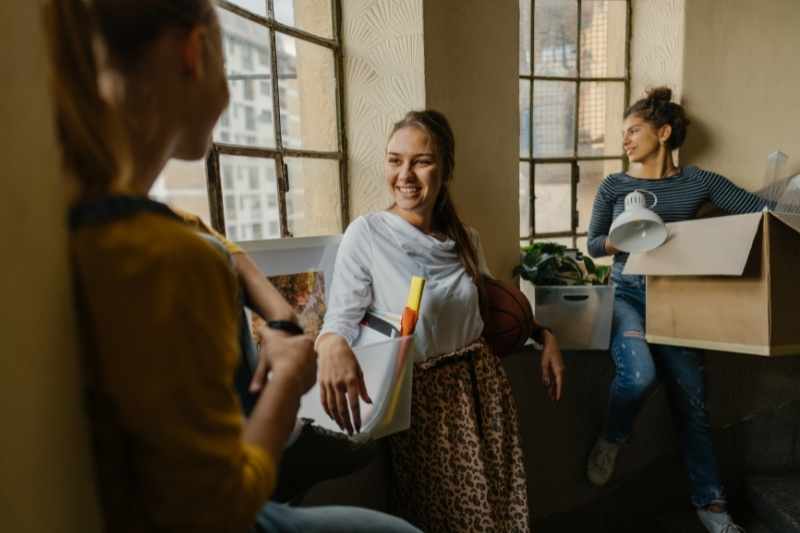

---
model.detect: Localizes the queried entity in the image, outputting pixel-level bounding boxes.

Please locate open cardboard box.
[624,210,800,356]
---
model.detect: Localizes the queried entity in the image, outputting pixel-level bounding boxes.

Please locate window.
[249,166,260,189]
[224,194,237,220]
[244,106,256,131]
[150,1,348,241]
[244,79,255,101]
[519,0,630,257]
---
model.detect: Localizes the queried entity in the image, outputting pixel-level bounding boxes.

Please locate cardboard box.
[520,282,614,351]
[624,211,800,356]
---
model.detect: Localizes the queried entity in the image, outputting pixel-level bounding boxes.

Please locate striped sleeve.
[587,175,617,258]
[694,167,772,214]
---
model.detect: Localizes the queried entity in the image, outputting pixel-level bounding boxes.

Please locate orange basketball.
[482,277,534,357]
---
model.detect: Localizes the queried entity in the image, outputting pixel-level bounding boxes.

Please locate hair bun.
[645,86,673,104]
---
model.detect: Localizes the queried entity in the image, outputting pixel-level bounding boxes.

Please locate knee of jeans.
[627,367,656,395]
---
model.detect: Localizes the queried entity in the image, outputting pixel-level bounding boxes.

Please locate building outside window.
[519,0,630,258]
[150,0,347,241]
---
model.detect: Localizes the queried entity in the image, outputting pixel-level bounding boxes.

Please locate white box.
[520,282,614,351]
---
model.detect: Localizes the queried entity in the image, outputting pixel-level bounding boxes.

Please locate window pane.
[580,0,627,78]
[274,0,333,39]
[520,162,531,238]
[520,79,531,158]
[285,158,341,237]
[220,155,280,241]
[534,164,572,234]
[216,9,276,148]
[534,0,577,77]
[226,0,267,17]
[533,81,576,158]
[276,34,338,151]
[578,82,625,157]
[151,160,210,223]
[519,0,531,74]
[577,159,622,233]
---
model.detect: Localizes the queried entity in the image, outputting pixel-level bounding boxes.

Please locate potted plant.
[515,242,614,351]
[514,242,610,287]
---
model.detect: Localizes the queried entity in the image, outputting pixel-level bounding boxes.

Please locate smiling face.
[622,114,670,164]
[385,126,444,228]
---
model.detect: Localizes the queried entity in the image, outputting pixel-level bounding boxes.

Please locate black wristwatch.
[267,320,304,336]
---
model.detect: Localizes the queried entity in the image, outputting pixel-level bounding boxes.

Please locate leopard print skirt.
[387,339,530,532]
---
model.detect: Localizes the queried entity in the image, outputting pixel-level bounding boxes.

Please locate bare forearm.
[233,253,296,321]
[242,374,303,464]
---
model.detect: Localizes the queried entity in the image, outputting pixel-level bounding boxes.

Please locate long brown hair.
[389,110,482,286]
[45,0,216,200]
[92,0,215,71]
[44,0,130,200]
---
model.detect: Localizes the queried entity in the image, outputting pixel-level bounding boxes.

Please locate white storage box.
[520,282,615,351]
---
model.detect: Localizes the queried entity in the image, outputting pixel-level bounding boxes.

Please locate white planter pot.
[520,280,614,351]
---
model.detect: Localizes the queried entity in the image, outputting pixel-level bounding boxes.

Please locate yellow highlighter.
[400,276,426,336]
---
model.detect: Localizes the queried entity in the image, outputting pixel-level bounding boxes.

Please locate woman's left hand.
[540,330,565,401]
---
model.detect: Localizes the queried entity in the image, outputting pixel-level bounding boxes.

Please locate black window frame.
[520,0,632,248]
[207,0,349,239]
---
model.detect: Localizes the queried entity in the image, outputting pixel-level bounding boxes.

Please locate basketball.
[482,277,535,357]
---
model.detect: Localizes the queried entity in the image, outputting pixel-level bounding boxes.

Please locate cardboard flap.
[624,212,763,276]
[772,212,800,235]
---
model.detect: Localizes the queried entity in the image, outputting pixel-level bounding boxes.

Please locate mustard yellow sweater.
[69,197,274,533]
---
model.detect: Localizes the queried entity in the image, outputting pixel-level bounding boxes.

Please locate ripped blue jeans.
[604,264,725,509]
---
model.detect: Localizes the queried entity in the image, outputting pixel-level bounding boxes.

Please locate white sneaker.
[696,509,746,533]
[587,437,620,486]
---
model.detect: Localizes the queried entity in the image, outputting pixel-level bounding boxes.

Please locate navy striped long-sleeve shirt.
[587,165,770,265]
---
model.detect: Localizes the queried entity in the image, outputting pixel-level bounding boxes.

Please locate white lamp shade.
[608,206,668,254]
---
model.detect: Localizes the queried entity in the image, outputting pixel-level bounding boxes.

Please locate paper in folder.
[298,276,425,441]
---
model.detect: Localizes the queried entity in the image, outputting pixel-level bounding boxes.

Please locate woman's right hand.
[604,238,621,255]
[316,333,372,435]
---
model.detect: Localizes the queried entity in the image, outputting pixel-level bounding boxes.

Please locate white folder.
[298,329,415,442]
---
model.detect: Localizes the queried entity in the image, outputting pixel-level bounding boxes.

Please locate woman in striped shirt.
[586,87,766,533]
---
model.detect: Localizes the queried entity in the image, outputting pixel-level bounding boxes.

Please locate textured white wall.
[630,0,685,103]
[341,0,426,218]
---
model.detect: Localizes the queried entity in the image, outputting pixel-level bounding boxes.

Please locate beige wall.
[0,2,101,532]
[423,0,519,281]
[681,0,800,188]
[341,0,426,217]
